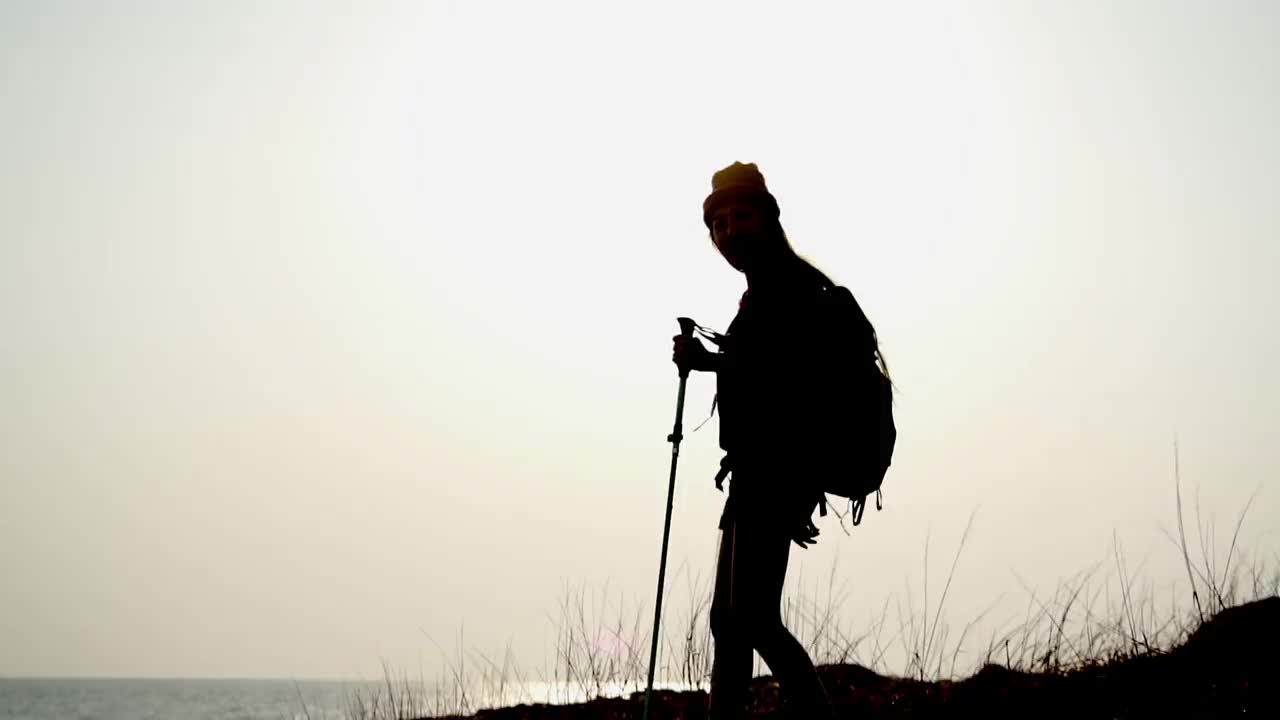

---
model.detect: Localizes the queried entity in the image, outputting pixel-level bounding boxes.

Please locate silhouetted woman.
[673,162,890,720]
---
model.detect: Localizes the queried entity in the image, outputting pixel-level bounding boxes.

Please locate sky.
[2,0,1278,684]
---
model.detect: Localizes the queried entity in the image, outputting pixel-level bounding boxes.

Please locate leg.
[709,525,753,720]
[731,520,832,719]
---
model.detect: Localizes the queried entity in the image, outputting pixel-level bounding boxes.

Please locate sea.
[0,678,392,720]
[0,678,695,720]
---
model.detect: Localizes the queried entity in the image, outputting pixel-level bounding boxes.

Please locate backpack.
[805,285,897,525]
[694,284,897,526]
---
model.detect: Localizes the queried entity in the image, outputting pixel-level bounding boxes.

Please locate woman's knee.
[714,605,785,647]
[745,613,789,646]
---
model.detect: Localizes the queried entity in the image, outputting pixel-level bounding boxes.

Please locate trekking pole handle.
[677,316,696,338]
[668,317,696,441]
[675,317,696,381]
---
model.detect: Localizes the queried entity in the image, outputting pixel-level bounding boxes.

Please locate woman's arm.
[673,335,723,374]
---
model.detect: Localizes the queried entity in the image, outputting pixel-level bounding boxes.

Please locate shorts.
[717,459,819,534]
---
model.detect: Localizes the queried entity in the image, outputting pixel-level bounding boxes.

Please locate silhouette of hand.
[792,519,820,549]
[672,335,715,373]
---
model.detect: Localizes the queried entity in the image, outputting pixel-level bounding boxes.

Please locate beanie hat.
[702,161,780,229]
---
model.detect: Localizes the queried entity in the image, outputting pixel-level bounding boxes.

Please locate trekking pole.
[642,316,697,720]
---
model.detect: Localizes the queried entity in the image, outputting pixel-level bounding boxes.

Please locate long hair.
[771,222,893,385]
[707,216,893,383]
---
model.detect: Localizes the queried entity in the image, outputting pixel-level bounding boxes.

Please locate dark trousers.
[707,518,831,719]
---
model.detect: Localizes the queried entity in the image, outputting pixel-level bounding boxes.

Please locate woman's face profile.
[709,201,768,273]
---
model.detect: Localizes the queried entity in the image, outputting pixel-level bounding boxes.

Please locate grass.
[334,450,1277,719]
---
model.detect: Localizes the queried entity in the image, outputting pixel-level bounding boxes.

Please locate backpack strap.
[692,322,726,347]
[688,321,727,436]
[849,489,884,526]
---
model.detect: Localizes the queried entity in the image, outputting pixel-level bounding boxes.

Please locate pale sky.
[2,0,1278,683]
